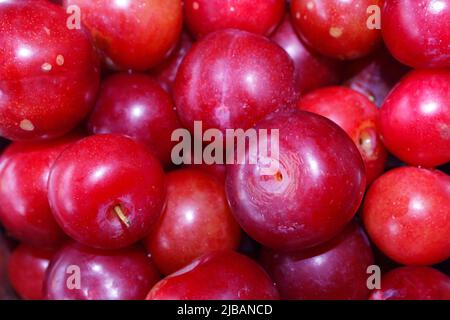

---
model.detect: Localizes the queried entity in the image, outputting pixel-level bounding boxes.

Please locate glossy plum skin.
[0,1,100,141]
[87,73,181,167]
[382,0,450,68]
[370,267,450,300]
[298,87,388,185]
[184,0,285,38]
[271,15,342,94]
[345,47,410,107]
[362,167,450,266]
[226,109,366,251]
[63,0,183,71]
[174,29,297,133]
[45,242,160,300]
[147,251,279,300]
[0,136,80,247]
[290,0,382,60]
[8,244,56,300]
[185,162,227,184]
[152,32,193,93]
[260,222,374,300]
[48,134,166,250]
[145,170,241,275]
[380,69,450,167]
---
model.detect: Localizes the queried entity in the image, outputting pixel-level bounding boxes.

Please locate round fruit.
[147,251,279,300]
[87,73,181,167]
[380,69,450,167]
[298,86,387,184]
[63,0,183,70]
[145,169,241,275]
[370,267,450,300]
[8,244,56,300]
[152,32,193,93]
[45,242,160,300]
[174,29,297,134]
[260,222,374,300]
[48,134,165,250]
[271,14,342,94]
[226,109,366,250]
[382,0,450,68]
[0,136,79,247]
[290,0,382,59]
[184,0,285,38]
[362,167,450,266]
[185,162,227,183]
[0,1,100,141]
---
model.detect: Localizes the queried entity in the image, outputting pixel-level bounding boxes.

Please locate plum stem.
[114,205,130,228]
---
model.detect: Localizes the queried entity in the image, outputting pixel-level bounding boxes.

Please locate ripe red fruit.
[174,29,297,133]
[45,242,160,300]
[8,244,56,300]
[382,0,450,68]
[87,73,181,167]
[63,0,183,71]
[145,170,241,275]
[290,0,382,60]
[0,136,80,247]
[0,1,100,141]
[226,109,366,251]
[271,14,343,94]
[185,162,227,184]
[380,69,450,167]
[345,47,410,107]
[370,267,450,300]
[48,134,165,250]
[362,167,450,266]
[147,251,279,300]
[184,0,285,38]
[152,32,193,93]
[298,86,387,184]
[260,222,374,300]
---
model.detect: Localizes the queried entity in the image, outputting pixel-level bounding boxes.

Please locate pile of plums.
[0,0,449,300]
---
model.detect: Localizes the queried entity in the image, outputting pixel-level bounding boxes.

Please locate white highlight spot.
[185,209,195,223]
[409,198,425,212]
[312,256,325,266]
[306,152,320,178]
[193,1,199,10]
[92,264,102,273]
[130,104,144,118]
[41,63,52,72]
[91,166,108,183]
[44,27,50,35]
[245,73,257,91]
[329,27,343,38]
[230,6,235,12]
[114,0,130,8]
[307,1,314,10]
[17,47,32,58]
[429,0,446,14]
[56,55,65,66]
[421,101,438,114]
[20,119,34,131]
[295,12,301,19]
